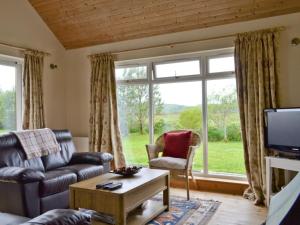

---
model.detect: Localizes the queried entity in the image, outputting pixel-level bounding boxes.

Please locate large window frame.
[116,48,245,180]
[0,55,23,131]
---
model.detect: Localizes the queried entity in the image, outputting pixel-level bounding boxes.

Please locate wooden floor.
[171,188,267,225]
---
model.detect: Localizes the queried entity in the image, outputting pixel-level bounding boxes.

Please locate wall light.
[291,38,300,46]
[50,63,58,69]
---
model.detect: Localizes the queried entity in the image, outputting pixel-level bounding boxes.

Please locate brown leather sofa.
[0,130,113,218]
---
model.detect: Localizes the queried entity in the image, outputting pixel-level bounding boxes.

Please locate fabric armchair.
[146,130,201,200]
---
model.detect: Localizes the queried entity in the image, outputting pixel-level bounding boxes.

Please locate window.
[116,48,245,178]
[0,56,22,133]
[116,65,147,80]
[154,60,200,78]
[208,55,234,73]
[207,79,245,174]
[117,83,149,165]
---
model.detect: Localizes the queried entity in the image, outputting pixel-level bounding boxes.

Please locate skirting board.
[170,176,248,195]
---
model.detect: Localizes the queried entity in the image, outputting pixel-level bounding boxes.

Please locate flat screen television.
[265,108,300,157]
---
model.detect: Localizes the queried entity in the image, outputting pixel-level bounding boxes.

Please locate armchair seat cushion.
[149,157,187,170]
[41,170,77,197]
[58,164,103,181]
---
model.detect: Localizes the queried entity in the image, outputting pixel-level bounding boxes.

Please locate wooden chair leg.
[186,171,190,200]
[190,169,194,180]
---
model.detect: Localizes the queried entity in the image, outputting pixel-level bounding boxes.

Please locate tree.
[117,68,163,135]
[207,89,238,141]
[178,106,202,131]
[0,89,16,131]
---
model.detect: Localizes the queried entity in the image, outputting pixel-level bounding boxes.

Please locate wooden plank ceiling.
[28,0,300,49]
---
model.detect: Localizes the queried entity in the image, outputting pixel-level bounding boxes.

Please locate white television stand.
[266,156,300,206]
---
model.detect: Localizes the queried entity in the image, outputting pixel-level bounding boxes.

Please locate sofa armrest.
[70,152,113,165]
[0,167,45,183]
[20,209,91,225]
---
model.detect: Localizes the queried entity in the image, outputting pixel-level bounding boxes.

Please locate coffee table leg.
[115,211,126,225]
[163,174,170,211]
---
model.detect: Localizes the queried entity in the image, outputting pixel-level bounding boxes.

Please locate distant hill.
[162,104,187,114]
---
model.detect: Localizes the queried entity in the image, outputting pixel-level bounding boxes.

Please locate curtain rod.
[0,42,51,56]
[111,34,236,55]
[88,26,286,57]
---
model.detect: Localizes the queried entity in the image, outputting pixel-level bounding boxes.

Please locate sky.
[0,65,16,91]
[158,78,236,106]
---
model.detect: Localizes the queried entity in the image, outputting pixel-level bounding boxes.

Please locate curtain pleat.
[89,53,126,169]
[22,50,45,129]
[234,28,283,205]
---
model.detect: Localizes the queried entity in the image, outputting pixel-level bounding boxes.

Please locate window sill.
[170,176,248,195]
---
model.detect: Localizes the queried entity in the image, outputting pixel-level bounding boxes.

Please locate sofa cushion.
[40,191,70,214]
[40,170,77,197]
[0,133,45,172]
[42,130,76,171]
[58,164,103,181]
[150,157,187,170]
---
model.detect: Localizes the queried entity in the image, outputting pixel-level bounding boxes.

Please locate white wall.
[64,12,300,137]
[0,0,67,129]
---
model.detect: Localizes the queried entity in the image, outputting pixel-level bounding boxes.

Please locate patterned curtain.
[23,50,45,129]
[235,28,283,205]
[89,53,126,169]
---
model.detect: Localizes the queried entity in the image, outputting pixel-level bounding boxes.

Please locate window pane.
[117,84,149,166]
[116,66,147,80]
[155,60,200,78]
[0,64,16,133]
[153,82,203,171]
[207,78,245,174]
[209,56,234,73]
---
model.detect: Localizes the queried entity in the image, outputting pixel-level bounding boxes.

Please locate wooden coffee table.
[69,168,170,225]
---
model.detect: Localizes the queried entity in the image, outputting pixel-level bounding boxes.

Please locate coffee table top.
[69,168,169,195]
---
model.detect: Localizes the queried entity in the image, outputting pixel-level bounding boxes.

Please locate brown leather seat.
[58,164,103,181]
[40,170,77,197]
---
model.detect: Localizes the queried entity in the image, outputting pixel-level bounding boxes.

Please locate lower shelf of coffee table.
[92,200,168,225]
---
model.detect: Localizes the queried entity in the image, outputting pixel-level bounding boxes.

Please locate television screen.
[266,108,300,152]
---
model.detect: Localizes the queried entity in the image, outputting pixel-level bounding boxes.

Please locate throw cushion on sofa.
[163,131,192,159]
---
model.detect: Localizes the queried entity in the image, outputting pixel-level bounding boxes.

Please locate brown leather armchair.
[0,130,113,218]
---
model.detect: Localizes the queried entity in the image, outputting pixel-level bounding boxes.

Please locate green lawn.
[0,130,8,135]
[122,133,246,175]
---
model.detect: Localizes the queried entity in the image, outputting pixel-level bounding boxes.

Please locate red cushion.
[163,131,192,159]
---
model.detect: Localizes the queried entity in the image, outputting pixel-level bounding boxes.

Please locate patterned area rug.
[147,195,221,225]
